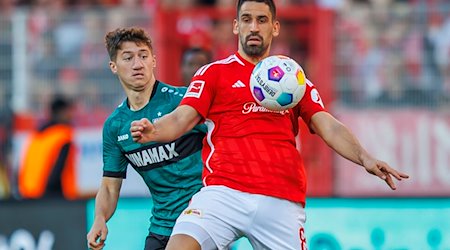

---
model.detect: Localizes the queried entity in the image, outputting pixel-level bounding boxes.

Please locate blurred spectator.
[53,13,84,67]
[32,32,61,81]
[428,14,450,104]
[374,51,410,106]
[0,0,14,14]
[180,47,212,86]
[210,18,235,59]
[80,10,112,84]
[18,96,79,200]
[74,82,113,127]
[335,0,373,105]
[334,0,443,108]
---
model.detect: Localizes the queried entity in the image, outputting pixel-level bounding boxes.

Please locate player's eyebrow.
[138,49,150,54]
[120,49,150,55]
[240,13,270,20]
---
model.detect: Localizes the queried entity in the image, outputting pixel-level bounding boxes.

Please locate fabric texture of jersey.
[180,53,326,205]
[103,81,205,236]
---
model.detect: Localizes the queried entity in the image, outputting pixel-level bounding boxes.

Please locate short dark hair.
[236,0,277,20]
[104,27,153,61]
[50,96,72,116]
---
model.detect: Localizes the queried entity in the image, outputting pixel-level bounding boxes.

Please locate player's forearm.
[93,185,120,223]
[312,112,370,167]
[153,105,201,142]
[153,113,189,142]
[322,121,370,167]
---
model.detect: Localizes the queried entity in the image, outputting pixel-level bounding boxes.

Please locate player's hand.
[87,220,108,250]
[130,118,155,143]
[363,158,409,190]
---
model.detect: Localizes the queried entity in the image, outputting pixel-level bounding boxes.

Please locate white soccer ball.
[249,55,307,111]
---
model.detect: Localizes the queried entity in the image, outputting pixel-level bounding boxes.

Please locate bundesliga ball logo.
[250,55,306,111]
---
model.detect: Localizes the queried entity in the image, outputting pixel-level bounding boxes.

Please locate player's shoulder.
[155,80,187,98]
[104,101,126,128]
[193,54,244,78]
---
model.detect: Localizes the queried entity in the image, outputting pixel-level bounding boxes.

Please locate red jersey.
[181,52,326,204]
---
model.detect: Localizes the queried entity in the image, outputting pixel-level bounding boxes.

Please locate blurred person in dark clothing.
[181,47,212,86]
[18,96,78,200]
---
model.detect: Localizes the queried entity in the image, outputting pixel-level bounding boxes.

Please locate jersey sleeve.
[180,64,217,119]
[294,78,327,128]
[102,118,128,178]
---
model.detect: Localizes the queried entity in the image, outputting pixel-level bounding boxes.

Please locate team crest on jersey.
[185,80,205,98]
[183,208,202,217]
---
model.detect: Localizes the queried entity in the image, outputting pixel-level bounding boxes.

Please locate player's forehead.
[238,1,272,19]
[118,41,152,55]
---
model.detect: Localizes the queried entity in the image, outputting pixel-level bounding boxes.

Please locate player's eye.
[241,15,251,23]
[258,17,268,23]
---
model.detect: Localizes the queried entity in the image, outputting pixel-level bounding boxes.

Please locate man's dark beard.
[241,34,268,57]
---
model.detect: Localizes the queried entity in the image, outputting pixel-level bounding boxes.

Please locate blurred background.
[0,0,449,249]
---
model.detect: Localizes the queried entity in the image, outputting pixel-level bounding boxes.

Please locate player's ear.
[272,20,280,37]
[152,55,156,68]
[233,19,239,35]
[109,61,117,74]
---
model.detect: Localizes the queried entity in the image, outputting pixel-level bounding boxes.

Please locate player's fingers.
[131,120,144,128]
[91,233,106,249]
[88,245,104,250]
[88,241,102,250]
[87,234,98,246]
[388,170,407,181]
[137,138,146,144]
[99,231,107,242]
[131,127,140,133]
[383,173,396,190]
[391,170,409,180]
[382,164,410,181]
[132,135,147,144]
[369,165,387,181]
[140,117,150,127]
[399,172,409,178]
[130,125,143,132]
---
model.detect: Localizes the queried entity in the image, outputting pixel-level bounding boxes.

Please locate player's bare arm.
[310,111,409,190]
[87,177,122,250]
[130,105,202,143]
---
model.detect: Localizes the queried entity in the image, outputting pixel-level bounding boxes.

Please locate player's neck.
[129,98,149,111]
[127,85,154,111]
[238,51,269,65]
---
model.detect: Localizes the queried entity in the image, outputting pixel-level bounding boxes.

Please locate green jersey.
[102,81,205,236]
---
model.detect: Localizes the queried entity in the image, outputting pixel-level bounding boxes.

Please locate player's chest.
[118,108,174,151]
[215,70,255,107]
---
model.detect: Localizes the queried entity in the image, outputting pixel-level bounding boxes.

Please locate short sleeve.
[180,64,217,119]
[102,119,128,178]
[295,79,327,128]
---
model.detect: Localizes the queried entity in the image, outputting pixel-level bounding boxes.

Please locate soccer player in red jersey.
[130,0,409,249]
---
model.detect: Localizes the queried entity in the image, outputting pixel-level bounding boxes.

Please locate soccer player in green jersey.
[87,27,205,250]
